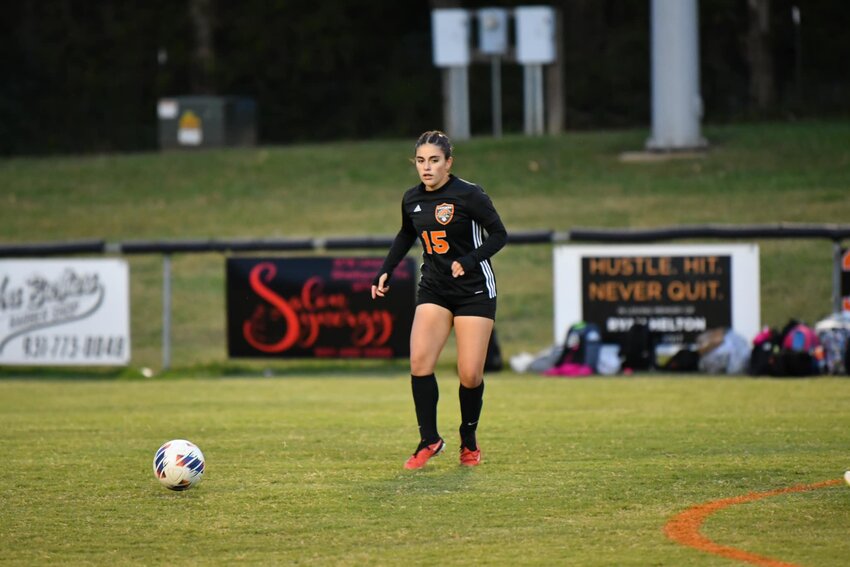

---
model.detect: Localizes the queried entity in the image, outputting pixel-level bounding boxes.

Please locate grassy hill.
[2,120,849,372]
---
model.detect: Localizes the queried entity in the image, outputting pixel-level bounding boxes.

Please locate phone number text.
[21,334,127,360]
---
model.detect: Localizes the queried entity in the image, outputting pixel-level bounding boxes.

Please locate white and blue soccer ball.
[153,439,205,491]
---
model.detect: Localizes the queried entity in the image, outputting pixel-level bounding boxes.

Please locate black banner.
[226,257,415,358]
[581,255,732,344]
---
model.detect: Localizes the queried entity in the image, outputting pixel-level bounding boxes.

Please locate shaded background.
[1,0,847,156]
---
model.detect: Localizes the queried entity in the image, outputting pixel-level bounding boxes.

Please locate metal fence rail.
[3,223,850,258]
[3,223,848,369]
[567,223,850,242]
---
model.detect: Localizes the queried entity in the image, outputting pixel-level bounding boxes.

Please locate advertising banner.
[227,257,415,358]
[0,259,131,366]
[554,245,760,344]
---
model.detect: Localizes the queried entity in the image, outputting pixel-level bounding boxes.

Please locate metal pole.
[491,55,502,138]
[442,68,451,139]
[523,66,531,135]
[647,0,706,150]
[534,65,544,134]
[546,7,565,135]
[792,6,802,103]
[162,254,172,370]
[446,66,471,140]
[524,64,545,136]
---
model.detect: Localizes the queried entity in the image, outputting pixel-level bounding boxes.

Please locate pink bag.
[782,323,820,353]
[543,362,593,378]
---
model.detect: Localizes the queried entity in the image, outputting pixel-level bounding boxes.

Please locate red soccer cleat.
[459,444,481,467]
[404,438,445,470]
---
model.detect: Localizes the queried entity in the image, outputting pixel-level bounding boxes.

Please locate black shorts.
[416,286,497,320]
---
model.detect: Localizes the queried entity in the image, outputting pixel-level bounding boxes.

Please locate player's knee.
[457,363,483,387]
[410,353,435,376]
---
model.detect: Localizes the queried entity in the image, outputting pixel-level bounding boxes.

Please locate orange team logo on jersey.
[435,203,454,225]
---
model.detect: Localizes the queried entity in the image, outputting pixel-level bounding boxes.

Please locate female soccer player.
[371,130,507,469]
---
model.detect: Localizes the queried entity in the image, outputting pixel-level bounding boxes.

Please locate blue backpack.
[555,321,602,370]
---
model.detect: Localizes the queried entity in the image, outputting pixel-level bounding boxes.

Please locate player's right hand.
[371,273,390,299]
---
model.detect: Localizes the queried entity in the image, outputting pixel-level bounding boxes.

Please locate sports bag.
[554,321,601,370]
[749,327,779,376]
[750,320,820,377]
[698,329,750,375]
[815,312,850,375]
[621,323,653,371]
[659,348,700,372]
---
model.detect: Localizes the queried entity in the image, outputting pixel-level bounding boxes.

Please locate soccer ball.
[153,439,205,491]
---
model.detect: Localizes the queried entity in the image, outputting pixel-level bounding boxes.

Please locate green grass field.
[1,376,849,565]
[2,121,850,565]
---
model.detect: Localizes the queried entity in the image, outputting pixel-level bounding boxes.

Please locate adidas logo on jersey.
[413,204,422,212]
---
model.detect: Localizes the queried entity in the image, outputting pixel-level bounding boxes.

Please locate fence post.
[162,254,172,370]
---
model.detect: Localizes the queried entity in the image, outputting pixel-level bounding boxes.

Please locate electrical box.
[515,6,556,64]
[431,9,471,67]
[157,96,257,150]
[477,8,509,55]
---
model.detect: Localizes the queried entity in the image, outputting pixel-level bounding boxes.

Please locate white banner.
[0,259,130,366]
[554,244,761,344]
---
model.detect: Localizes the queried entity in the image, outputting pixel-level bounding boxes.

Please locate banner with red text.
[554,245,761,344]
[226,257,415,358]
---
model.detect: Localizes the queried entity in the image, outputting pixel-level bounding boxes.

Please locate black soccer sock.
[411,374,440,443]
[459,381,484,450]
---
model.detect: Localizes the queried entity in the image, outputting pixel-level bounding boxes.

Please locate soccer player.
[371,130,507,469]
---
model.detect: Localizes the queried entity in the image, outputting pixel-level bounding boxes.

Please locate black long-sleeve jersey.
[376,174,507,299]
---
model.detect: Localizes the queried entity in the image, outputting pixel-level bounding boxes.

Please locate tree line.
[1,0,847,155]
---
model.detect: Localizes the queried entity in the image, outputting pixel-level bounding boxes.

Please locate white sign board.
[0,259,131,366]
[432,9,471,67]
[157,98,178,120]
[478,8,509,55]
[554,244,761,343]
[515,6,556,64]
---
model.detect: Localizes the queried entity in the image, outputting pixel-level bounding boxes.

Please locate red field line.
[664,478,842,567]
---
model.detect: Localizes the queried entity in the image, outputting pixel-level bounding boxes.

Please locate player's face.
[415,144,453,190]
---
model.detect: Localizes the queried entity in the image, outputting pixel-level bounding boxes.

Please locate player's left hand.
[371,273,390,298]
[451,261,465,278]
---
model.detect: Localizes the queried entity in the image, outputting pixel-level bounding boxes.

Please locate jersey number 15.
[421,230,449,254]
